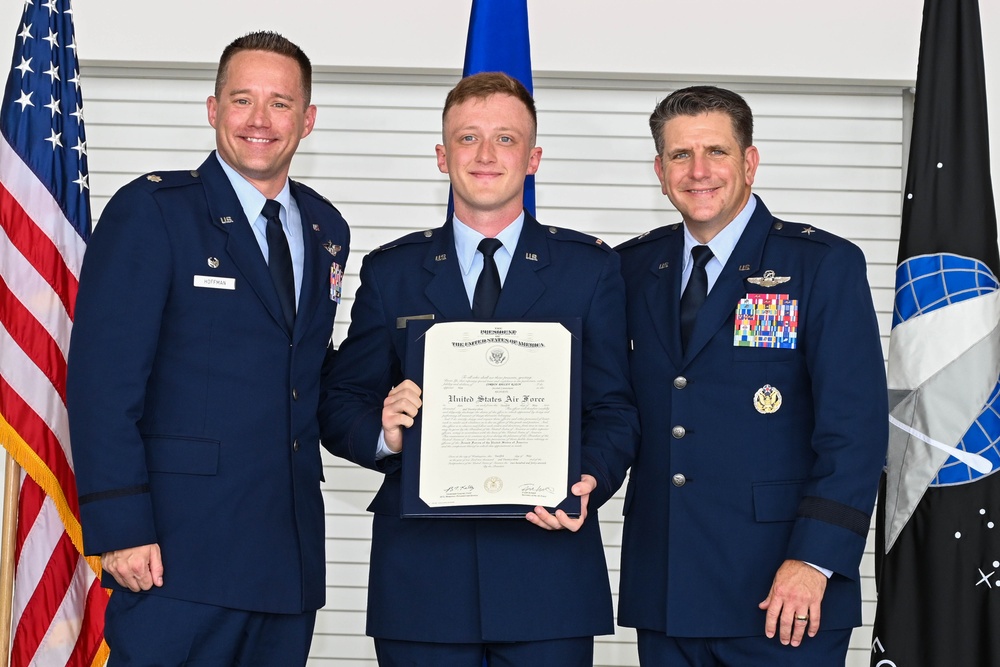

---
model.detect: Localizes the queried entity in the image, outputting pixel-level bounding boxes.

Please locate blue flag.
[455,0,535,216]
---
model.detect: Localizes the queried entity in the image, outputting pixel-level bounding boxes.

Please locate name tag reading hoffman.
[419,321,571,508]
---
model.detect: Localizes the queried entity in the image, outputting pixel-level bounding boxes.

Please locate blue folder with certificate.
[401,319,582,518]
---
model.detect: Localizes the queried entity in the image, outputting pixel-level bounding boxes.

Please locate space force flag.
[871,0,1000,664]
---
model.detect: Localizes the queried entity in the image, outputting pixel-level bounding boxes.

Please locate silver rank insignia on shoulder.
[219,216,234,224]
[801,226,816,235]
[435,253,447,262]
[146,174,162,182]
[753,384,782,414]
[747,270,790,288]
[526,252,538,261]
[324,241,341,257]
[207,257,220,269]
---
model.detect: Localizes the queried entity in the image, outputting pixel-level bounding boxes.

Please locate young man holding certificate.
[322,73,639,666]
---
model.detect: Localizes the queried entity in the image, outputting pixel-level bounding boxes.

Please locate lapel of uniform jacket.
[423,220,478,320]
[643,224,686,369]
[200,152,290,336]
[290,181,324,344]
[682,195,771,364]
[494,213,549,320]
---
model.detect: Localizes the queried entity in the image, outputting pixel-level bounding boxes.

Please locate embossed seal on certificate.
[747,270,790,288]
[486,346,509,366]
[753,384,782,414]
[484,476,503,493]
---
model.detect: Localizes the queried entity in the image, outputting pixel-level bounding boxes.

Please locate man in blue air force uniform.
[321,72,639,666]
[67,31,349,665]
[615,86,887,666]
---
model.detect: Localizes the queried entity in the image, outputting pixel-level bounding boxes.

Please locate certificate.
[401,319,582,518]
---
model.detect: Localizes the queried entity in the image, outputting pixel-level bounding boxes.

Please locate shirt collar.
[215,151,292,222]
[683,194,757,269]
[453,212,525,278]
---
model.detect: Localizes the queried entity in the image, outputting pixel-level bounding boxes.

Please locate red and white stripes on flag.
[0,0,108,664]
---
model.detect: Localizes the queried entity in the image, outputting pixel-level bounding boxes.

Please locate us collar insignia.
[747,270,790,288]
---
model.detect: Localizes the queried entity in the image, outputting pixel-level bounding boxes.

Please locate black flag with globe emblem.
[871,0,1000,665]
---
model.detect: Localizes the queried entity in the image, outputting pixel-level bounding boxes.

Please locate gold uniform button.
[671,425,686,439]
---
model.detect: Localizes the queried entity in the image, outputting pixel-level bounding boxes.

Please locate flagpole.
[0,454,20,667]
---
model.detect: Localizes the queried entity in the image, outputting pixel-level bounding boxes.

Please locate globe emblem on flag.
[893,253,1000,485]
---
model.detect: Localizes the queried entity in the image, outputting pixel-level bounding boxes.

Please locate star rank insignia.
[747,270,791,288]
[801,226,816,235]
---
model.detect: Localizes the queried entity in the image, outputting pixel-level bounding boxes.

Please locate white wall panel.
[78,63,902,666]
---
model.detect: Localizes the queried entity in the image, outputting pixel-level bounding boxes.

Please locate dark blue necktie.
[262,199,295,332]
[473,238,503,318]
[680,245,713,351]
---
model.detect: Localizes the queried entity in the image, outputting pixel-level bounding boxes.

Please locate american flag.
[0,0,107,665]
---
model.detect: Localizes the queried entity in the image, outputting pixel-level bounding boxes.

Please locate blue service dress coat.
[321,214,639,642]
[67,152,350,613]
[615,196,887,638]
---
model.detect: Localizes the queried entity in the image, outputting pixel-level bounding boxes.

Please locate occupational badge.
[753,384,782,414]
[747,270,790,288]
[323,241,341,257]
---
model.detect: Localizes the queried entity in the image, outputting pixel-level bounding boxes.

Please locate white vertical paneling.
[81,63,902,666]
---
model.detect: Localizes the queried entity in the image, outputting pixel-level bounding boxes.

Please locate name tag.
[194,275,236,290]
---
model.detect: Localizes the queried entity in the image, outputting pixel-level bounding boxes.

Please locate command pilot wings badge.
[747,270,791,288]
